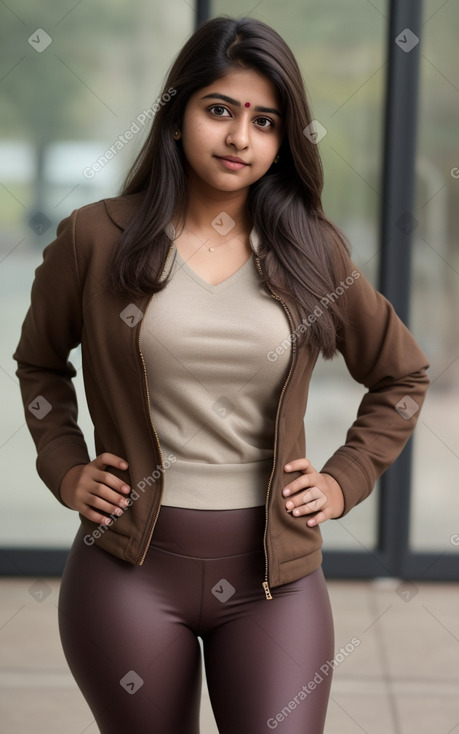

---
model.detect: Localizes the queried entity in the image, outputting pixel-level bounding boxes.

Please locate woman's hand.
[59,453,131,526]
[282,458,345,527]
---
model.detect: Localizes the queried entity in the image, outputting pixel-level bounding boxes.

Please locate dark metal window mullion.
[195,0,211,28]
[377,0,423,576]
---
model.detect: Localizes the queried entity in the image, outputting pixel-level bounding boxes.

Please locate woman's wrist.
[321,472,345,518]
[59,464,85,507]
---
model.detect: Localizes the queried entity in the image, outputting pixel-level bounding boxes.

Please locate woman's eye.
[209,105,230,117]
[208,106,274,130]
[256,117,274,129]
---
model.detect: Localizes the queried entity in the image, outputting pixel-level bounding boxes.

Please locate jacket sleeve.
[13,210,91,506]
[320,264,430,516]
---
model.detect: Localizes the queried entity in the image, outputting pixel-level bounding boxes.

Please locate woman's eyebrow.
[200,92,282,118]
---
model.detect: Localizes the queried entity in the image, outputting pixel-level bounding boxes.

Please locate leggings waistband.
[149,505,266,559]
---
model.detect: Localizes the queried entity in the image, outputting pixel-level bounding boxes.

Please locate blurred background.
[1,0,458,575]
[1,2,458,733]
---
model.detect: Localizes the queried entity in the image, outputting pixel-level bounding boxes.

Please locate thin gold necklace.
[173,225,249,253]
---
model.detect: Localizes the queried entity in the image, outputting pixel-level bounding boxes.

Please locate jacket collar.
[103,194,262,256]
[103,193,144,230]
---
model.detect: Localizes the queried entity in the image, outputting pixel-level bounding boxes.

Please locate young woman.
[14,16,429,734]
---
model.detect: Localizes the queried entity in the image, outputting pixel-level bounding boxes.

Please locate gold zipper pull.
[262,581,273,600]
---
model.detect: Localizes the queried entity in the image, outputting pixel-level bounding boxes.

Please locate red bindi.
[244,102,251,108]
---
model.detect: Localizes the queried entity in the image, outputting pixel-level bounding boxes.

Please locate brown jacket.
[14,194,430,597]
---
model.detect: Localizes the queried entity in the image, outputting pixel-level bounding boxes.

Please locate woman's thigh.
[58,509,334,734]
[58,524,202,734]
[203,566,334,734]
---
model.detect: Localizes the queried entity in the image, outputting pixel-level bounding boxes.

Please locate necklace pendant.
[209,247,215,252]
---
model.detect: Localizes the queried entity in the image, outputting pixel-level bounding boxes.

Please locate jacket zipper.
[137,242,174,565]
[255,256,297,600]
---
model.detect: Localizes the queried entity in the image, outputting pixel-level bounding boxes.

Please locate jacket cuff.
[320,449,374,516]
[36,439,91,507]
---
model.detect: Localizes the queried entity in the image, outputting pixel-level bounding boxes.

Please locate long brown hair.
[110,16,351,358]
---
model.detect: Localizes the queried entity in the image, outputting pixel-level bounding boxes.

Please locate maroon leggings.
[58,506,334,733]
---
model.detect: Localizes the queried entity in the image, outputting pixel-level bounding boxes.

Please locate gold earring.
[173,130,182,140]
[274,155,279,164]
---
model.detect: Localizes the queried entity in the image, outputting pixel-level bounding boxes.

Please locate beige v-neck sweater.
[139,236,292,509]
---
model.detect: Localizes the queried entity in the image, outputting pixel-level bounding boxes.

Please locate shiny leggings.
[58,506,334,733]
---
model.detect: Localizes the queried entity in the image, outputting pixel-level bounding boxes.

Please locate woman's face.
[180,67,284,194]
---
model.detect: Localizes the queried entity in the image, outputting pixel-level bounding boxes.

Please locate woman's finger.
[86,491,129,516]
[89,468,130,495]
[286,488,327,516]
[283,458,319,497]
[284,458,312,473]
[81,505,117,526]
[306,510,331,527]
[93,452,129,471]
[283,473,320,497]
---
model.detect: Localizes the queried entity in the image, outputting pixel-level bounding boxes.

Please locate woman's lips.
[215,156,248,170]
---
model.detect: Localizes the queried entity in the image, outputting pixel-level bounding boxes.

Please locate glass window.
[0,2,193,547]
[409,0,459,554]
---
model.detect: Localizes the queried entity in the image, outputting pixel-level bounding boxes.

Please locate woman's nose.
[225,117,250,149]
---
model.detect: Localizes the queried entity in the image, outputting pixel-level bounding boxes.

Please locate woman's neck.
[177,167,252,238]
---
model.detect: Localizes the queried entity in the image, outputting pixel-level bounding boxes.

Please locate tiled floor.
[1,577,458,733]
